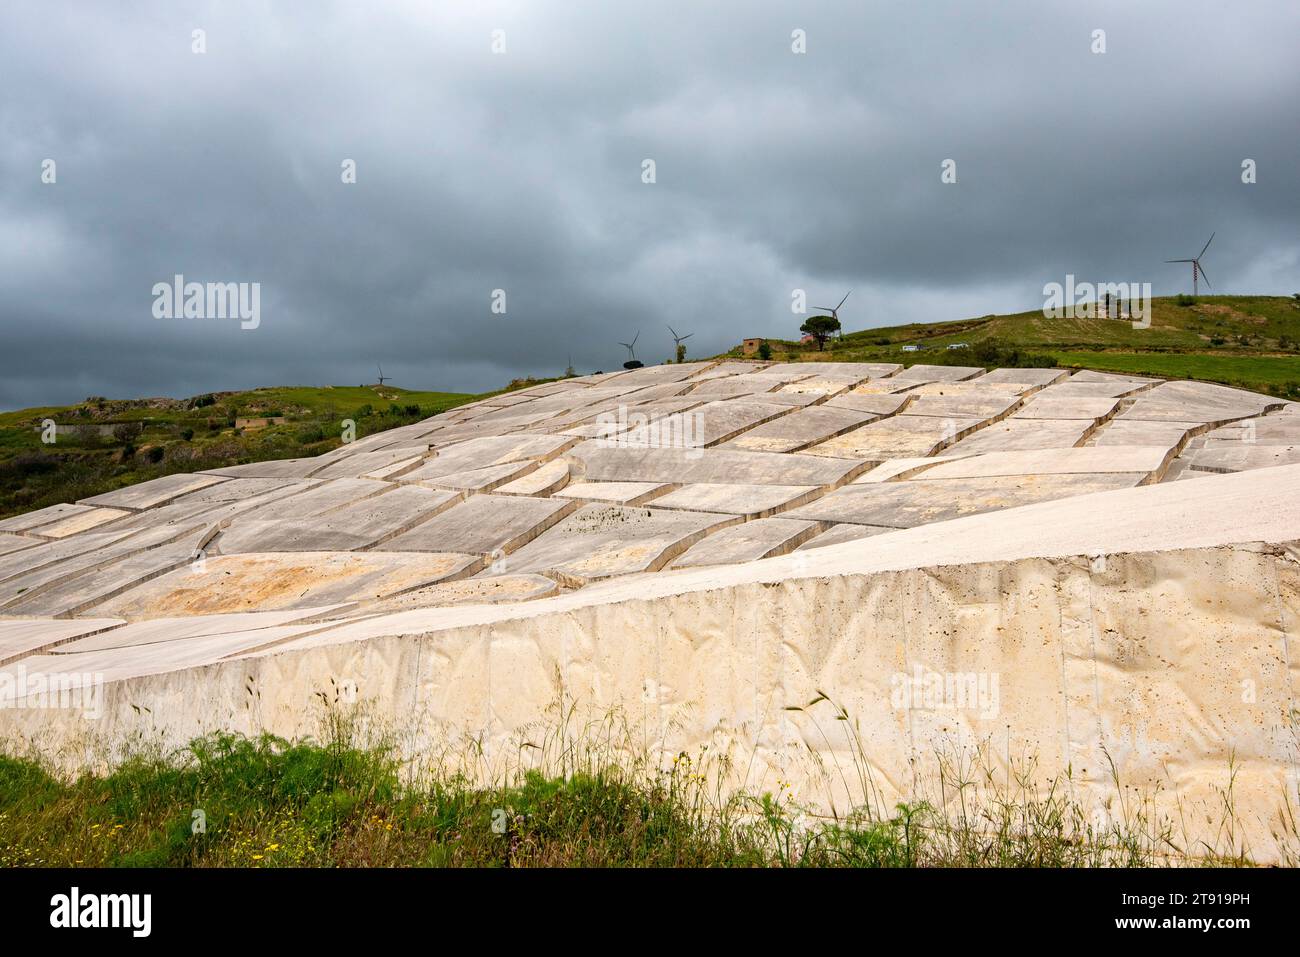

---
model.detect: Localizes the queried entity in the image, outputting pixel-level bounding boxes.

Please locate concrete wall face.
[4,542,1296,861]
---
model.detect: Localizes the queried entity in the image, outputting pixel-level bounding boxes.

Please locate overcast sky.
[1,1,1297,409]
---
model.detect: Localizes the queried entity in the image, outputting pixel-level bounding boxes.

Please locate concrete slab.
[918,446,1171,480]
[891,364,985,383]
[78,473,230,511]
[0,535,38,556]
[498,505,740,584]
[1091,420,1197,450]
[493,459,572,496]
[309,448,426,480]
[1184,446,1300,474]
[1202,415,1300,446]
[382,494,577,555]
[413,461,538,492]
[823,393,913,416]
[48,608,344,656]
[3,535,208,617]
[216,486,461,553]
[1013,395,1120,421]
[1119,380,1280,424]
[91,551,481,617]
[850,455,976,483]
[648,483,820,518]
[620,399,790,448]
[554,481,670,504]
[787,362,902,378]
[569,443,868,486]
[0,503,99,534]
[687,371,813,396]
[720,405,881,453]
[804,415,983,460]
[943,418,1093,455]
[238,478,390,519]
[360,574,561,613]
[786,473,1145,528]
[202,458,322,479]
[795,523,896,550]
[0,617,125,665]
[25,507,131,539]
[899,393,1021,419]
[973,368,1068,387]
[669,518,823,568]
[400,435,577,484]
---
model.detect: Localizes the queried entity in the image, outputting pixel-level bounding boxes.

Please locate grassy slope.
[0,723,1263,867]
[0,384,479,519]
[744,295,1300,396]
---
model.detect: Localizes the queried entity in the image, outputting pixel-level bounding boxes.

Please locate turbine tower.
[618,331,642,369]
[812,290,852,336]
[1166,233,1214,297]
[667,325,693,361]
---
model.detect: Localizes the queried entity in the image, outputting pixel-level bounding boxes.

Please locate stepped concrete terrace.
[2,360,1298,860]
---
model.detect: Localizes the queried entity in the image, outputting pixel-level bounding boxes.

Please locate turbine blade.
[837,290,852,309]
[1200,232,1215,258]
[1166,259,1193,263]
[667,325,678,339]
[681,333,693,341]
[1197,262,1211,288]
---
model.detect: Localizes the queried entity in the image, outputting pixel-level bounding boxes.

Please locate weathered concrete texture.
[202,458,322,479]
[943,418,1093,455]
[360,574,560,614]
[1012,395,1120,421]
[235,478,389,519]
[400,435,577,485]
[1184,445,1300,473]
[648,483,821,519]
[1203,415,1300,446]
[973,368,1068,387]
[898,392,1021,420]
[310,448,426,480]
[4,465,1300,861]
[412,461,537,492]
[823,393,913,416]
[0,502,101,534]
[0,618,124,665]
[1120,379,1280,424]
[568,443,867,486]
[891,364,985,383]
[669,518,823,568]
[804,415,983,460]
[3,534,209,617]
[786,474,1143,527]
[50,608,342,655]
[1090,419,1198,450]
[1039,377,1157,398]
[919,446,1169,480]
[382,494,576,554]
[91,551,480,617]
[554,481,669,504]
[0,535,37,556]
[81,473,228,511]
[622,399,790,448]
[687,371,813,396]
[795,522,896,550]
[721,405,880,453]
[495,504,739,584]
[25,507,132,539]
[492,459,571,497]
[216,486,460,553]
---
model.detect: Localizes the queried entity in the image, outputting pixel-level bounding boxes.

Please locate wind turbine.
[1166,233,1214,297]
[667,325,693,362]
[618,331,642,369]
[813,290,852,335]
[376,363,390,386]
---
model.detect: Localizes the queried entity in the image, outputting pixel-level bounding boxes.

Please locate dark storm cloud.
[1,0,1297,409]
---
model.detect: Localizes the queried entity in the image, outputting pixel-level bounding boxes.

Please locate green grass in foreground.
[0,708,1280,867]
[1052,352,1300,395]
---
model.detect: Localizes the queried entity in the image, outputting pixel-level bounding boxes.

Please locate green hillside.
[740,295,1300,397]
[0,384,480,519]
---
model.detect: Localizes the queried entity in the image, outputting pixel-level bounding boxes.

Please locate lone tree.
[800,314,840,351]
